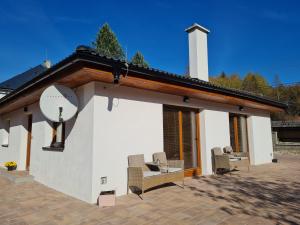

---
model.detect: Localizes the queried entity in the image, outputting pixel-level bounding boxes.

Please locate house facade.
[0,24,286,203]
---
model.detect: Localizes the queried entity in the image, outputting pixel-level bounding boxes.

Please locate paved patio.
[1,153,299,225]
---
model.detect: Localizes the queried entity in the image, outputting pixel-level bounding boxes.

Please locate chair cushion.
[229,158,240,162]
[159,167,182,173]
[223,146,233,154]
[212,147,223,156]
[143,171,161,178]
[240,157,248,160]
[167,167,182,173]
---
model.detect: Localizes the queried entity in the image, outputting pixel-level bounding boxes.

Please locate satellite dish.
[40,84,78,122]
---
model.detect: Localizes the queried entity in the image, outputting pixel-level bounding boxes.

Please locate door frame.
[181,110,202,176]
[233,115,240,152]
[164,105,202,176]
[229,113,250,156]
[26,114,32,171]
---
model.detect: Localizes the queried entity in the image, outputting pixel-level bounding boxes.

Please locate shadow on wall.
[107,97,114,112]
[107,96,123,112]
[186,173,300,224]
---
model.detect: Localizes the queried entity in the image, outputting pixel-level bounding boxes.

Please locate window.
[51,122,65,148]
[1,119,10,147]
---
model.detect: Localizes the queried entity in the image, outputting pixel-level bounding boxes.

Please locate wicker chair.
[153,152,184,170]
[212,147,250,174]
[127,154,184,199]
[223,146,249,158]
[223,146,234,154]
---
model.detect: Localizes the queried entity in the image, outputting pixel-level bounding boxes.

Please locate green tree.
[210,71,299,121]
[272,74,283,100]
[242,73,272,96]
[229,74,243,89]
[209,73,242,89]
[280,85,300,116]
[220,71,226,78]
[93,23,125,60]
[271,84,300,120]
[131,51,149,67]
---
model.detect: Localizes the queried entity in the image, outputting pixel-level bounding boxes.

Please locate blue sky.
[0,0,299,84]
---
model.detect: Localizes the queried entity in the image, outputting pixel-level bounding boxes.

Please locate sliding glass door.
[182,110,198,169]
[229,114,248,152]
[163,105,201,176]
[163,106,180,160]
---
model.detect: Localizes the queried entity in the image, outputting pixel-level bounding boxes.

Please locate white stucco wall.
[0,80,275,203]
[0,83,96,203]
[91,82,260,197]
[247,115,273,165]
[91,82,164,202]
[200,110,231,175]
[29,82,95,203]
[0,109,28,170]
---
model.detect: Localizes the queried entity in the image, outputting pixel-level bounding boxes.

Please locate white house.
[0,23,286,203]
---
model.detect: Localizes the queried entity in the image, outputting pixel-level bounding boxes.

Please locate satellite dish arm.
[59,107,64,122]
[57,107,64,146]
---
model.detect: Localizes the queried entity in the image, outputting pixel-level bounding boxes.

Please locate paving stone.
[0,153,299,224]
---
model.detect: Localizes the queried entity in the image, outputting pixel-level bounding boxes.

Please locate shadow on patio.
[186,171,300,224]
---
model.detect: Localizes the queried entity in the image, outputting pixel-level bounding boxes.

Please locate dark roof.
[272,121,300,128]
[0,64,48,90]
[0,87,13,93]
[76,46,287,109]
[0,45,287,110]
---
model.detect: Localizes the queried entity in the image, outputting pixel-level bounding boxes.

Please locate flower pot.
[97,190,116,207]
[7,166,17,171]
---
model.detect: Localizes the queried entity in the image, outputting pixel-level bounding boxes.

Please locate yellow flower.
[4,161,17,167]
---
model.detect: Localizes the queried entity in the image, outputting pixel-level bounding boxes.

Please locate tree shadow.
[187,172,300,224]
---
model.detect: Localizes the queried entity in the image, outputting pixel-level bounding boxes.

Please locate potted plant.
[4,161,17,171]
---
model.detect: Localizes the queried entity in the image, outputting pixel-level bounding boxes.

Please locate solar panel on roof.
[0,64,48,90]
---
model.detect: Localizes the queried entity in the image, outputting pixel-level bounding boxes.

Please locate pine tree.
[93,23,125,60]
[131,51,149,67]
[220,71,226,78]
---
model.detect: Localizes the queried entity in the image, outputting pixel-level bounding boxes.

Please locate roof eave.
[74,48,287,109]
[0,48,287,112]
